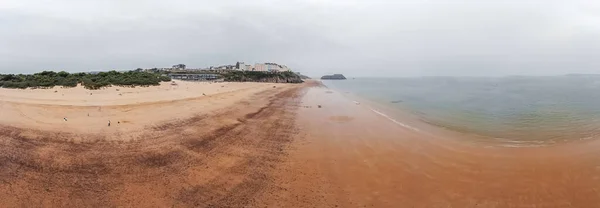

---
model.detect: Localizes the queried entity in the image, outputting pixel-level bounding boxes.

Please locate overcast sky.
[1,0,600,77]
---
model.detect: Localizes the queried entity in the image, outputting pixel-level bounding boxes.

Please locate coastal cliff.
[321,74,346,80]
[223,71,303,83]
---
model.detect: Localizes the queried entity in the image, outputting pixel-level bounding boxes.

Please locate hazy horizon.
[2,0,600,77]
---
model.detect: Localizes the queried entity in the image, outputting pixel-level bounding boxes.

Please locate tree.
[57,71,69,78]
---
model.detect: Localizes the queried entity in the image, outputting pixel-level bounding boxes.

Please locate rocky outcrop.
[321,74,346,80]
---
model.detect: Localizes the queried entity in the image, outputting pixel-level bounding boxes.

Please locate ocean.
[322,75,600,143]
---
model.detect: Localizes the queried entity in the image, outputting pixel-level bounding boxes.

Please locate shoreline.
[267,82,600,207]
[322,81,600,147]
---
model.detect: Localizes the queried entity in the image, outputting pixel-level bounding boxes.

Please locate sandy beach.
[0,81,291,138]
[2,80,600,207]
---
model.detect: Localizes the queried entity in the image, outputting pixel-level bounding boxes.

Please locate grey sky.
[1,0,599,77]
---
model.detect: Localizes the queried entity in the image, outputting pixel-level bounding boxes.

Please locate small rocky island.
[321,74,347,80]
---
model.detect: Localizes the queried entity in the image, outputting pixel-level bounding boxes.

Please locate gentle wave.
[369,108,420,132]
[324,77,600,142]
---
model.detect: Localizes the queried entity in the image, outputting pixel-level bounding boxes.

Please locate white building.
[250,63,292,72]
[254,63,267,71]
[265,63,279,72]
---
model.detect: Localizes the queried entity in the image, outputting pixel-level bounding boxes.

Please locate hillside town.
[122,61,306,83]
[139,62,292,73]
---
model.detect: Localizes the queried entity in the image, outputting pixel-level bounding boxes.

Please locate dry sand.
[2,80,600,207]
[0,81,290,139]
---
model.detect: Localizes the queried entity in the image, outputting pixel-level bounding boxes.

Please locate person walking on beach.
[108,120,111,127]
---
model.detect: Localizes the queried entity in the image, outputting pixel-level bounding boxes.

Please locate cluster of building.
[234,62,291,72]
[138,62,293,82]
[149,62,292,73]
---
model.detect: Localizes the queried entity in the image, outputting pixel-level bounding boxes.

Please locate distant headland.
[321,74,347,80]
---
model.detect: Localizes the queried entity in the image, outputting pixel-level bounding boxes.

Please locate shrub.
[0,70,170,90]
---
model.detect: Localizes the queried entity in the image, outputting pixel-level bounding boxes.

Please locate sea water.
[322,75,600,143]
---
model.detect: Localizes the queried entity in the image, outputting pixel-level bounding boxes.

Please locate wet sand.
[2,81,600,207]
[259,83,600,207]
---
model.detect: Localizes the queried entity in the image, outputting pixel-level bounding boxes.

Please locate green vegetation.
[223,71,303,83]
[0,70,171,90]
[169,71,222,75]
